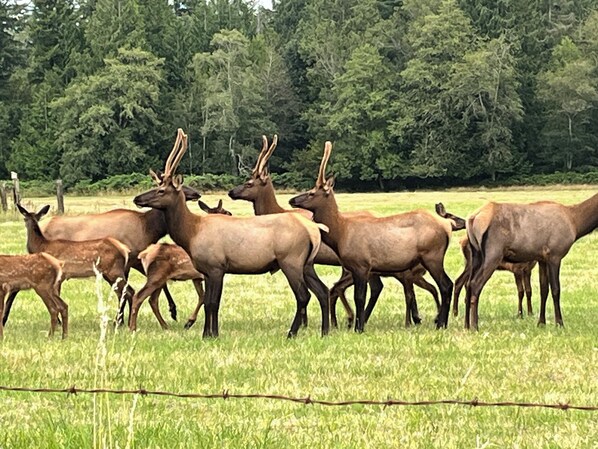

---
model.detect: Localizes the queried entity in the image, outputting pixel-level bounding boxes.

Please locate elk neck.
[163,191,199,252]
[24,217,47,254]
[569,192,598,240]
[144,208,170,242]
[311,196,346,253]
[253,180,286,215]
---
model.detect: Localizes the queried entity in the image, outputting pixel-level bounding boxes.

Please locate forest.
[1,0,598,189]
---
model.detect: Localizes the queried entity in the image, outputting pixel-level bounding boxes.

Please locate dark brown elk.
[129,199,233,330]
[229,135,440,327]
[16,204,133,323]
[464,194,598,329]
[1,185,201,327]
[133,129,330,338]
[0,253,68,339]
[453,236,536,318]
[289,141,455,332]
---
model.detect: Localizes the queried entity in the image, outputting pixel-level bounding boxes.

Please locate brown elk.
[228,135,440,327]
[289,141,455,331]
[453,236,536,318]
[2,185,201,327]
[16,204,133,323]
[464,194,598,329]
[133,129,330,338]
[129,199,233,331]
[0,253,68,339]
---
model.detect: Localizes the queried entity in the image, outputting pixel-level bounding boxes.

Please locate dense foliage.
[2,0,598,188]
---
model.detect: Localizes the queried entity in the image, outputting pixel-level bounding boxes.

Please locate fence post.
[0,182,7,212]
[10,171,20,208]
[56,179,64,215]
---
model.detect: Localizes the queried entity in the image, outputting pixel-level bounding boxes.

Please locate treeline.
[2,0,598,189]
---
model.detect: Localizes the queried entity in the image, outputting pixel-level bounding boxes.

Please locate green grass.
[1,188,597,448]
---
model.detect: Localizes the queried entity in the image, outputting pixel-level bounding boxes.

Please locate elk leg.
[184,279,205,329]
[0,288,5,339]
[402,279,417,327]
[203,273,224,338]
[514,272,525,318]
[523,268,533,316]
[303,263,330,336]
[466,251,502,331]
[128,280,161,331]
[280,265,311,338]
[148,290,169,330]
[48,290,69,339]
[547,259,564,327]
[414,275,440,316]
[33,287,60,338]
[2,290,18,326]
[162,284,178,321]
[105,273,134,326]
[452,267,469,317]
[420,257,453,329]
[537,262,549,326]
[329,268,355,329]
[364,275,383,323]
[463,243,483,329]
[353,274,368,333]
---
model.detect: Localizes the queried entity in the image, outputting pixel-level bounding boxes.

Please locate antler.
[315,141,332,189]
[251,136,269,177]
[164,128,188,177]
[256,134,278,176]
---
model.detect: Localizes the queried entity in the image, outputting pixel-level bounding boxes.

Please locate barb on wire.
[0,385,595,411]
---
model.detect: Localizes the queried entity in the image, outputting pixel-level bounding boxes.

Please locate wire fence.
[0,385,596,411]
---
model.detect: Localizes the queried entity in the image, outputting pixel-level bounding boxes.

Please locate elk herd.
[1,128,597,340]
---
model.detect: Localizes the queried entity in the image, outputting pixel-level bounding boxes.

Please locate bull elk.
[16,204,133,323]
[1,184,201,327]
[464,193,598,329]
[133,129,330,338]
[129,199,232,331]
[229,135,441,327]
[0,253,68,339]
[289,141,455,332]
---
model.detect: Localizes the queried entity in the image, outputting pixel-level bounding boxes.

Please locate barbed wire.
[0,385,596,411]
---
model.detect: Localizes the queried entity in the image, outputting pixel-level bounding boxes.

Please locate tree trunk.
[229,135,237,176]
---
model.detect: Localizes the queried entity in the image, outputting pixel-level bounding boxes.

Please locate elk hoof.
[413,316,422,325]
[537,320,546,327]
[287,330,298,339]
[184,320,195,330]
[347,317,354,329]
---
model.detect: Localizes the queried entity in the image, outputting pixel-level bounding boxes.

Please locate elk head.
[289,141,335,212]
[152,168,201,202]
[228,135,278,201]
[17,203,51,223]
[198,199,232,216]
[134,129,189,209]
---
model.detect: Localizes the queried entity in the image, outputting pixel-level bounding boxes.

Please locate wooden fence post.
[10,171,20,208]
[0,182,7,212]
[56,180,64,215]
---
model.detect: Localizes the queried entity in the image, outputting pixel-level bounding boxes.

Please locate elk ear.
[173,174,184,190]
[324,175,335,194]
[35,205,51,220]
[197,199,210,213]
[217,199,223,209]
[149,168,161,185]
[16,203,29,217]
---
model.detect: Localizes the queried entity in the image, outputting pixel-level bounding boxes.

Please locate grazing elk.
[129,199,232,331]
[16,204,133,323]
[0,253,68,339]
[289,141,455,332]
[133,129,330,338]
[2,185,202,327]
[464,194,598,329]
[229,135,440,327]
[453,236,536,318]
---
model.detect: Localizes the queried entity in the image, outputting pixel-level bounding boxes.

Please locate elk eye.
[308,192,314,197]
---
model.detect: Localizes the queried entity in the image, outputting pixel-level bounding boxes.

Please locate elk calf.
[0,253,68,338]
[16,204,133,324]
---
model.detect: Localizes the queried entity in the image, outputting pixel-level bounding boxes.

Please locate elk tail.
[107,238,131,267]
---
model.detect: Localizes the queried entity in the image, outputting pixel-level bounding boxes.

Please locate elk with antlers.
[229,135,441,327]
[2,185,201,327]
[0,253,68,339]
[464,194,598,329]
[133,129,330,338]
[129,199,232,330]
[16,204,133,322]
[289,141,455,332]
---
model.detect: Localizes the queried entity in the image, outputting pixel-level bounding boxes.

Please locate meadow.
[0,187,597,449]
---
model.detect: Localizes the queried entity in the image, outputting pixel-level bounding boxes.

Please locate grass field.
[0,188,597,448]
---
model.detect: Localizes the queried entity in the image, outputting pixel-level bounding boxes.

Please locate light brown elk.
[228,135,440,327]
[289,141,455,331]
[453,236,536,318]
[0,253,68,339]
[129,199,232,331]
[2,185,201,327]
[133,129,330,338]
[464,194,598,329]
[17,204,133,323]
